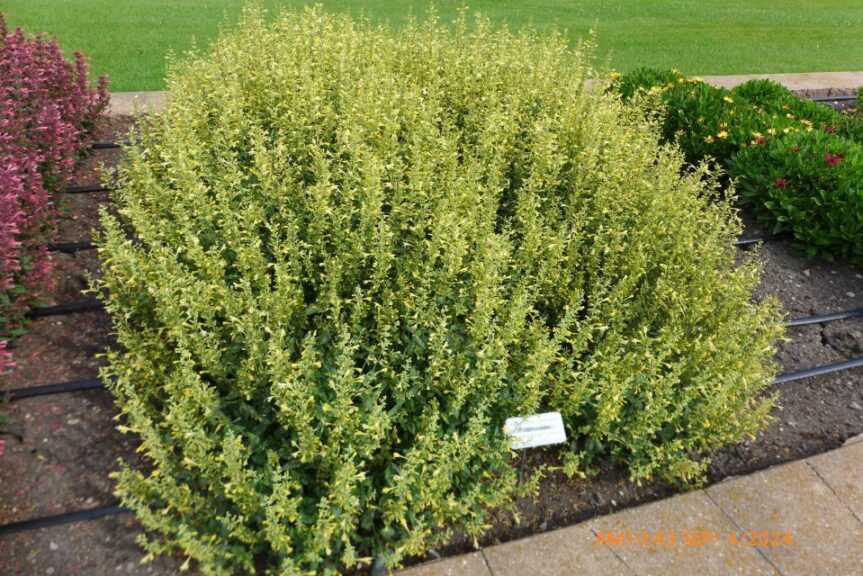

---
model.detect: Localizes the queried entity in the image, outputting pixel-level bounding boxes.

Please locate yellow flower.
[723,96,734,104]
[800,119,812,127]
[786,113,795,119]
[767,128,777,135]
[782,127,793,134]
[717,131,728,139]
[609,71,621,80]
[782,104,790,110]
[704,135,715,143]
[752,131,763,138]
[666,81,676,88]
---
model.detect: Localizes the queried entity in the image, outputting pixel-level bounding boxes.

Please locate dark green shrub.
[616,73,843,165]
[614,70,863,261]
[730,130,863,263]
[98,10,781,575]
[730,79,794,108]
[731,79,836,127]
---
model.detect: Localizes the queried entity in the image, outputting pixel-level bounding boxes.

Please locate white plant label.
[504,412,567,450]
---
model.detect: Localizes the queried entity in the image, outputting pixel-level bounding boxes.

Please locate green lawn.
[2,0,862,92]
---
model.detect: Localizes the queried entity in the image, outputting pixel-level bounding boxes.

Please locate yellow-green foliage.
[97,6,782,574]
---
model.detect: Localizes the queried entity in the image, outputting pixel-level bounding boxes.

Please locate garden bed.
[0,117,186,576]
[0,95,860,574]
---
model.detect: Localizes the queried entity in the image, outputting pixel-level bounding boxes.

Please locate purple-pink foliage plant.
[0,13,108,376]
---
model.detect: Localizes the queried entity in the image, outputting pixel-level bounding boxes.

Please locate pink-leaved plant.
[0,13,108,376]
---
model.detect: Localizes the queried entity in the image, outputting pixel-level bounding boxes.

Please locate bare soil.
[1,103,861,575]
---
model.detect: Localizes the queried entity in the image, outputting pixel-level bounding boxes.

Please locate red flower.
[825,153,844,166]
[774,178,788,188]
[754,136,767,144]
[824,126,836,133]
[791,145,801,152]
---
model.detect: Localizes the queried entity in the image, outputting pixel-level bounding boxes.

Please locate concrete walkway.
[399,435,863,576]
[701,71,863,91]
[106,71,863,116]
[108,91,167,115]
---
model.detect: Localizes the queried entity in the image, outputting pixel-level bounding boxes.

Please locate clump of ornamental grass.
[97,7,781,575]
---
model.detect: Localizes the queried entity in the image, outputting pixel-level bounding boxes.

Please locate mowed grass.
[3,0,863,92]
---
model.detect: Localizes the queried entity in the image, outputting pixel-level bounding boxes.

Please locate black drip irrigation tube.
[735,237,763,248]
[809,95,858,103]
[26,299,104,319]
[24,297,855,325]
[43,235,769,256]
[0,377,106,401]
[772,357,863,385]
[90,140,122,150]
[3,346,861,404]
[48,241,95,253]
[0,504,130,537]
[7,301,860,392]
[62,183,118,194]
[48,237,141,254]
[46,236,766,255]
[90,140,135,150]
[734,236,779,248]
[787,307,863,327]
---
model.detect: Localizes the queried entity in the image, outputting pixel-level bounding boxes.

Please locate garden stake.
[518,448,529,486]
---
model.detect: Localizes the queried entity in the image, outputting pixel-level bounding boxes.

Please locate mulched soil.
[1,95,861,575]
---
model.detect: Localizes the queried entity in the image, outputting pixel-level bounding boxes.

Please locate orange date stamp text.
[594,529,794,548]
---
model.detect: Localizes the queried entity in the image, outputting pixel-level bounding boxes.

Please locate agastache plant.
[0,13,108,376]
